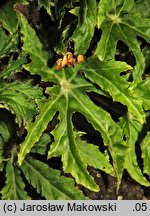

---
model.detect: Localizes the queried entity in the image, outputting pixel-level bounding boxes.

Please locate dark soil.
[79,169,150,200]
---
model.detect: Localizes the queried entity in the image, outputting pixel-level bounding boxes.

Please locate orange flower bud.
[56,58,63,70]
[77,55,84,64]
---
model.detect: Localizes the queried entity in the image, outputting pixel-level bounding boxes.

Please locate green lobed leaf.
[119,115,150,186]
[131,0,150,18]
[76,139,115,176]
[71,0,97,54]
[18,65,128,191]
[17,95,61,166]
[97,0,134,28]
[143,47,150,69]
[0,55,27,79]
[0,81,43,125]
[96,0,150,82]
[1,159,30,200]
[0,117,12,156]
[38,0,54,17]
[0,27,17,57]
[82,57,145,124]
[48,97,100,191]
[18,87,100,192]
[21,155,86,200]
[19,14,57,82]
[133,78,150,111]
[1,0,149,198]
[0,110,14,170]
[0,123,10,161]
[141,132,150,176]
[0,0,27,34]
[55,0,74,19]
[31,133,52,155]
[69,7,79,17]
[70,86,127,188]
[117,0,134,14]
[18,93,100,191]
[97,0,114,28]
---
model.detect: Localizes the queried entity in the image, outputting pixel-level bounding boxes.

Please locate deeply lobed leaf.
[31,133,52,155]
[141,132,150,176]
[18,65,129,191]
[38,0,54,17]
[21,155,86,200]
[119,115,150,186]
[0,111,14,170]
[0,0,27,34]
[71,0,97,54]
[0,27,17,57]
[9,0,150,195]
[19,15,57,82]
[1,159,30,200]
[82,57,145,124]
[0,81,43,125]
[96,0,150,82]
[0,55,27,79]
[133,78,150,111]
